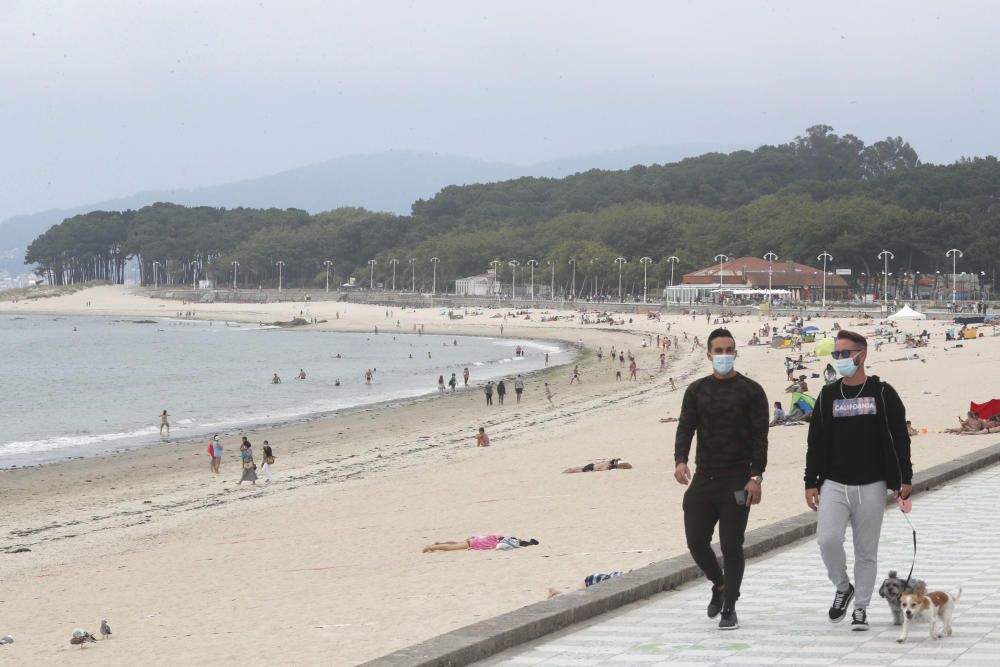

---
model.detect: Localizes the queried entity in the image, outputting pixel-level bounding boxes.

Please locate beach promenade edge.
[360,440,1000,667]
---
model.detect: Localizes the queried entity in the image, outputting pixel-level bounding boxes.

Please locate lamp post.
[508,259,520,300]
[568,258,577,299]
[614,256,627,301]
[817,251,833,309]
[232,260,240,290]
[877,250,893,306]
[640,257,652,303]
[368,259,377,290]
[152,260,161,289]
[323,260,333,293]
[714,254,729,303]
[526,259,538,300]
[275,260,285,291]
[409,258,416,292]
[430,257,439,295]
[490,259,502,300]
[946,248,963,304]
[389,258,399,291]
[667,255,679,286]
[763,251,778,305]
[549,260,555,299]
[191,259,201,290]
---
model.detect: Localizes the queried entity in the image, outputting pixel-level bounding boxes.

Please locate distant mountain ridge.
[0,143,735,273]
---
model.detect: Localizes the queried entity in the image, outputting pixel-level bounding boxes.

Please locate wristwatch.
[750,475,763,484]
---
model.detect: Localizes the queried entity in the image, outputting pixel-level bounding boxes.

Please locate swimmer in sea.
[272,373,282,384]
[159,410,170,436]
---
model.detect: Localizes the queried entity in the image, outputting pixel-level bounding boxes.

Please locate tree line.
[24,125,1000,294]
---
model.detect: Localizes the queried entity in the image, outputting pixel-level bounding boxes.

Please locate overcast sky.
[1,0,997,221]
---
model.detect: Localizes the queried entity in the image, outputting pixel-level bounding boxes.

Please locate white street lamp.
[275,260,285,291]
[368,258,377,289]
[763,251,778,305]
[508,259,520,300]
[666,255,679,286]
[946,248,963,304]
[549,260,555,299]
[409,258,416,292]
[877,250,894,306]
[232,260,240,290]
[490,259,502,300]
[430,257,439,295]
[714,254,729,302]
[640,257,652,303]
[568,258,579,299]
[817,251,833,309]
[614,256,627,301]
[191,259,201,290]
[152,260,161,289]
[526,259,538,300]
[323,260,333,293]
[389,258,399,291]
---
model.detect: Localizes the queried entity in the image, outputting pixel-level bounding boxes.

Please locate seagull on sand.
[100,620,112,639]
[0,635,13,645]
[70,629,97,646]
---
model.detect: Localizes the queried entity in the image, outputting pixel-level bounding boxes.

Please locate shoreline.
[1,311,579,471]
[3,286,1000,665]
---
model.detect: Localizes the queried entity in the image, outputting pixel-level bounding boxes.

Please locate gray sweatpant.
[816,479,887,609]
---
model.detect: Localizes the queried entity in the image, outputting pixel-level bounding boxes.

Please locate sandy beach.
[2,286,999,666]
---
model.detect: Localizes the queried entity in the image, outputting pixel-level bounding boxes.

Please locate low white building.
[455,273,495,296]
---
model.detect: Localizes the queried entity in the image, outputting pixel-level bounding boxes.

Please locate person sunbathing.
[562,458,632,473]
[945,412,992,434]
[422,535,539,552]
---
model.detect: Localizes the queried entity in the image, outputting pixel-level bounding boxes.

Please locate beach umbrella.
[814,337,836,356]
[802,325,820,332]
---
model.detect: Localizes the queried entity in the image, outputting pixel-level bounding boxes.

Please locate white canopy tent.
[888,304,926,320]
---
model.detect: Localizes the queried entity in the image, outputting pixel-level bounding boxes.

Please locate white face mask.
[833,354,859,377]
[711,354,735,375]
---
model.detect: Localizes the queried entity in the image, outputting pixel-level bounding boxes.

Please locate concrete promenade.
[484,464,1000,667]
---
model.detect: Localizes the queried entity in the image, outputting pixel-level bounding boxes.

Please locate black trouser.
[682,472,751,607]
[486,393,492,405]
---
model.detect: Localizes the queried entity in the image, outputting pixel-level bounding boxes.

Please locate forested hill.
[24,126,1000,293]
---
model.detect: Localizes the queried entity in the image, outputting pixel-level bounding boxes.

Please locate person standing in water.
[463,367,470,386]
[159,410,170,436]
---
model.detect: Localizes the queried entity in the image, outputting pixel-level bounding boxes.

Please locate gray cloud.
[1,0,997,221]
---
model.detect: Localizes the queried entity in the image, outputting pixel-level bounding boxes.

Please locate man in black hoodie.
[805,330,912,632]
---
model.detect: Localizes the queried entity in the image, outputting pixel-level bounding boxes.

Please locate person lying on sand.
[423,535,539,552]
[562,458,632,473]
[944,412,997,434]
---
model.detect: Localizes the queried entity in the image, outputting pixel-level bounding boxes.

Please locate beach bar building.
[664,256,850,304]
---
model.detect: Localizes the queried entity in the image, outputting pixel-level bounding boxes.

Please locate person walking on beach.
[212,435,223,474]
[484,381,494,406]
[159,410,170,436]
[239,437,257,486]
[449,373,457,392]
[629,358,638,381]
[804,330,912,631]
[463,367,470,387]
[261,440,274,483]
[675,328,769,630]
[514,374,525,403]
[570,365,581,384]
[544,382,555,407]
[437,375,446,395]
[476,427,490,447]
[496,379,507,405]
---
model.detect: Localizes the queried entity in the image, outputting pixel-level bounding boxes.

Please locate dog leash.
[898,497,917,587]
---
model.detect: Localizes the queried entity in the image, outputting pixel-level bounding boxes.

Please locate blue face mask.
[834,355,859,377]
[711,354,735,375]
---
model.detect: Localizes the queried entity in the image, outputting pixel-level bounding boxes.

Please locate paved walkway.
[484,465,1000,666]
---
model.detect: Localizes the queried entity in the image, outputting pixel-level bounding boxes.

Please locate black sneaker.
[850,608,868,631]
[829,584,854,623]
[707,585,725,619]
[718,607,739,630]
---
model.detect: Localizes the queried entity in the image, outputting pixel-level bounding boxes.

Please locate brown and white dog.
[897,587,961,643]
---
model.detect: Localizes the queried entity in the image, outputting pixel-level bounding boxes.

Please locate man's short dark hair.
[837,330,867,348]
[708,328,735,349]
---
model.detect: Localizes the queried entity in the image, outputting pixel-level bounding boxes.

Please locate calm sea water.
[0,315,565,468]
